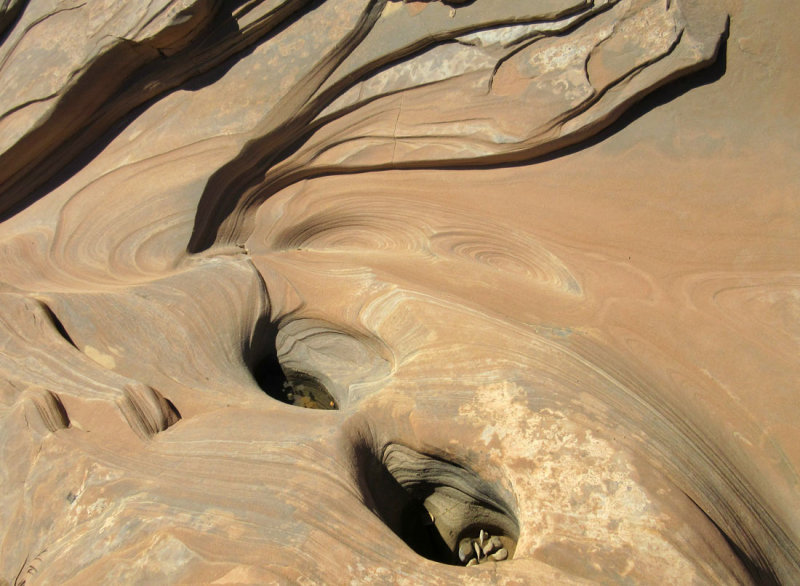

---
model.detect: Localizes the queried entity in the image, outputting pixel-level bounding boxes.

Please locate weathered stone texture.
[0,0,798,583]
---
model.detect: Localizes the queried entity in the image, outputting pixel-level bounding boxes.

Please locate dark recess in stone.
[250,320,337,410]
[354,441,518,566]
[40,302,78,349]
[700,506,780,585]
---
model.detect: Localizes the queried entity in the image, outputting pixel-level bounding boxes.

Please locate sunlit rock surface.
[1,0,798,583]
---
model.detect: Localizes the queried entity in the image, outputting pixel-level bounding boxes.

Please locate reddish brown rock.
[0,0,798,583]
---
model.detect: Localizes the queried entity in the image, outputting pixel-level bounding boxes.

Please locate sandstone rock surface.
[0,0,798,583]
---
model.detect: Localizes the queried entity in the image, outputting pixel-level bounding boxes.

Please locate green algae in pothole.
[280,376,337,410]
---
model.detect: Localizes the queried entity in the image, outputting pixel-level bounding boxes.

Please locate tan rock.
[0,0,798,583]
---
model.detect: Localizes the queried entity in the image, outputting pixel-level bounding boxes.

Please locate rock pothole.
[247,315,392,410]
[249,321,338,410]
[354,441,519,566]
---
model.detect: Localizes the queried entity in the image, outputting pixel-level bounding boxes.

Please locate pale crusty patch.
[83,345,116,369]
[459,380,693,581]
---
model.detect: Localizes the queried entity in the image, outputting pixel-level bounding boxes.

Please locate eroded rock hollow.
[1,0,798,583]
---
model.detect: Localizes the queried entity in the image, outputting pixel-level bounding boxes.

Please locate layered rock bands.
[1,0,798,584]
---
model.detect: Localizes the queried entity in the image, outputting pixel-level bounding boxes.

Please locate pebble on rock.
[458,540,473,563]
[461,531,511,566]
[491,548,508,561]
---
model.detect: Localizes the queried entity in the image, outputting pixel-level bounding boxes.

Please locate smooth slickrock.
[0,0,798,583]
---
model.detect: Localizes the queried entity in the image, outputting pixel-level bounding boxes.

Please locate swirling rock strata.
[1,0,799,584]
